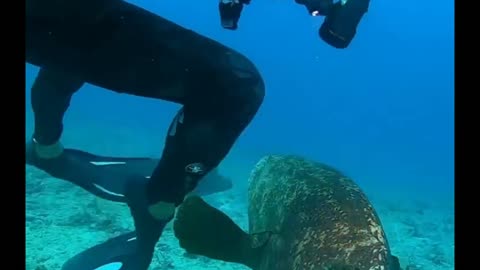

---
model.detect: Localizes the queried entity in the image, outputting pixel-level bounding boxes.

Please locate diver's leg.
[27,2,264,269]
[30,68,82,148]
[26,68,96,190]
[123,27,264,270]
[26,67,234,203]
[90,6,266,268]
[26,13,175,202]
[26,68,161,202]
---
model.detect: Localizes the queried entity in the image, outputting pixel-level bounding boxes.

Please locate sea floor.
[26,165,250,270]
[26,161,454,270]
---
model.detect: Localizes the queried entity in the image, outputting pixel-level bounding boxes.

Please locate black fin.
[173,196,262,269]
[62,231,138,270]
[26,144,233,202]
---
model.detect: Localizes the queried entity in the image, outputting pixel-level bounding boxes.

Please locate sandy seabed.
[26,161,454,270]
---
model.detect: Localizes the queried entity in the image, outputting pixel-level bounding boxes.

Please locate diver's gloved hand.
[218,0,251,30]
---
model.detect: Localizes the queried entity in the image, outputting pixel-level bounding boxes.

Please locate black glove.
[218,0,251,30]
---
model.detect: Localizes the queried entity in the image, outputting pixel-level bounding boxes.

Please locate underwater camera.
[296,0,371,49]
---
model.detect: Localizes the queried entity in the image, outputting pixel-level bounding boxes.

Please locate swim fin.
[173,196,263,269]
[62,175,170,270]
[62,231,139,270]
[26,140,158,202]
[26,141,233,202]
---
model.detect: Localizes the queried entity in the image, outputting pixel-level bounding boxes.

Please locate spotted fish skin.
[247,155,398,270]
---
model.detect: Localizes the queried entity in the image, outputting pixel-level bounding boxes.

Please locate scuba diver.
[25,0,370,269]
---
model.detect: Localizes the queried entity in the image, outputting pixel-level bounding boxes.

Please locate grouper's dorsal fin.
[173,196,263,269]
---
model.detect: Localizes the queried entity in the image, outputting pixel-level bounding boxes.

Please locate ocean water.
[26,0,454,269]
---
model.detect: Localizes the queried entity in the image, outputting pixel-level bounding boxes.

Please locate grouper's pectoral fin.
[173,195,263,269]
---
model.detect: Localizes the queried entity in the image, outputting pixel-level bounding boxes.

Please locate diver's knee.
[240,74,265,119]
[226,53,265,119]
[249,71,266,111]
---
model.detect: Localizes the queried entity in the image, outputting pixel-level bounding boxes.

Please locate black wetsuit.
[26,0,264,269]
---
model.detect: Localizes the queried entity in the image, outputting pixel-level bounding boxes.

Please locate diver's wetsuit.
[26,0,265,269]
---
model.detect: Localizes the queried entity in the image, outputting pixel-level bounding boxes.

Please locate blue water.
[26,0,454,269]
